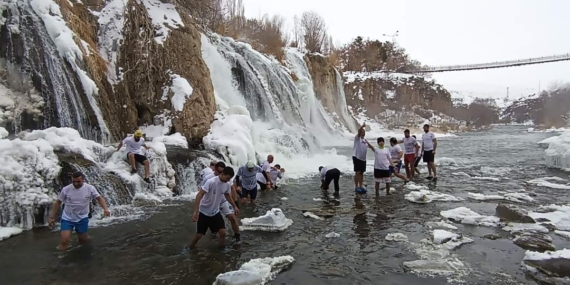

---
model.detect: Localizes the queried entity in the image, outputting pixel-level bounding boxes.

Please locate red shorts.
[404,154,416,164]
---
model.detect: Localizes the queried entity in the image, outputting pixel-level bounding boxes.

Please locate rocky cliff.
[0,0,216,144]
[502,88,570,128]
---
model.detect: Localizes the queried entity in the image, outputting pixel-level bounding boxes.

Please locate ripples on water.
[0,126,568,284]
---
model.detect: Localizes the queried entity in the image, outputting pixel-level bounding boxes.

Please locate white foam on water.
[480,166,511,176]
[0,227,23,241]
[471,176,501,182]
[240,208,293,232]
[385,233,409,242]
[436,157,457,166]
[467,192,504,201]
[440,207,501,227]
[426,220,459,230]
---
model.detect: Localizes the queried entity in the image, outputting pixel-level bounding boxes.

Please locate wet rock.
[524,258,570,279]
[513,233,555,252]
[542,223,557,232]
[496,203,535,223]
[484,233,502,240]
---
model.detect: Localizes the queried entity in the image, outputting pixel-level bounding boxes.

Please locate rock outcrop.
[496,203,535,223]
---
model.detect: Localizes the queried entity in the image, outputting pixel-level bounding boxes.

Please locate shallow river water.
[1,126,569,285]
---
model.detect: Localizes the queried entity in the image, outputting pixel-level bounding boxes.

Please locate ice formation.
[385,233,409,242]
[213,255,295,285]
[240,208,293,232]
[440,207,501,227]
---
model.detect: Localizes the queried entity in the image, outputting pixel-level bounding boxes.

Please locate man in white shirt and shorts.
[115,130,152,183]
[365,137,396,195]
[421,124,438,181]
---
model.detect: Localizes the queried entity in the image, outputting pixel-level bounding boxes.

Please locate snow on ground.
[440,207,501,227]
[151,133,188,148]
[343,71,414,85]
[0,227,23,241]
[140,0,184,45]
[30,0,110,142]
[162,73,193,112]
[214,256,294,285]
[523,248,570,261]
[95,0,127,83]
[240,208,293,232]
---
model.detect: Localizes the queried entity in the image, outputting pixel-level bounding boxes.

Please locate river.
[0,126,567,284]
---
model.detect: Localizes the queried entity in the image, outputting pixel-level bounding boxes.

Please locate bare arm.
[49,200,62,220]
[96,196,110,213]
[224,193,239,215]
[192,190,206,221]
[364,139,374,150]
[397,150,404,160]
[115,140,123,152]
[433,138,438,153]
[415,144,420,156]
[143,143,150,150]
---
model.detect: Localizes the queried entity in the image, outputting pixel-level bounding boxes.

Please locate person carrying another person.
[115,130,152,183]
[49,172,110,250]
[389,137,410,184]
[397,129,421,179]
[201,162,241,243]
[422,124,438,181]
[200,161,216,180]
[353,122,368,192]
[235,162,269,205]
[319,166,341,198]
[412,135,422,177]
[256,154,275,190]
[365,138,397,195]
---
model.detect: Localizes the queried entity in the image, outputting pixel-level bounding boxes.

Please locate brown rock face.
[304,53,357,131]
[496,203,536,223]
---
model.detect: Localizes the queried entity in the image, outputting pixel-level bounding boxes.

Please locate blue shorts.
[240,186,258,200]
[389,161,403,174]
[61,218,89,234]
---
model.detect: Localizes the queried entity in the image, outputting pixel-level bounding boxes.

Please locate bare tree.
[291,15,303,48]
[300,11,327,53]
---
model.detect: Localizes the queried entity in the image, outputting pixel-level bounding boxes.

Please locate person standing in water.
[422,124,438,181]
[115,130,152,183]
[188,166,239,250]
[200,161,216,180]
[49,172,110,250]
[268,165,285,189]
[397,129,421,179]
[353,122,368,192]
[365,138,396,195]
[201,162,241,243]
[389,137,410,183]
[319,166,341,197]
[256,154,275,190]
[235,162,269,205]
[412,135,422,177]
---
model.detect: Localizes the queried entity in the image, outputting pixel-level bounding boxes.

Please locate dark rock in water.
[535,218,552,223]
[513,233,555,252]
[484,233,502,240]
[541,223,557,232]
[525,258,570,279]
[496,203,535,223]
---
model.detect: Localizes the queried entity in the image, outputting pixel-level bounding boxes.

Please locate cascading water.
[0,0,105,142]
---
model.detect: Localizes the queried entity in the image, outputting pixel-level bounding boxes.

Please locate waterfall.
[0,0,106,142]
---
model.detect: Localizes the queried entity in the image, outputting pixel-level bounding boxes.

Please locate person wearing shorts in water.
[365,138,396,195]
[352,122,368,192]
[389,137,410,183]
[398,129,421,179]
[319,166,341,197]
[256,155,275,190]
[422,124,438,181]
[235,162,269,205]
[201,162,241,243]
[187,166,239,250]
[412,135,422,176]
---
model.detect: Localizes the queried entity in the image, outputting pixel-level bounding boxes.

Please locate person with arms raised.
[115,130,152,183]
[235,162,269,205]
[201,161,241,243]
[319,166,341,198]
[187,166,239,250]
[365,138,397,195]
[421,124,438,181]
[49,172,110,250]
[353,122,368,193]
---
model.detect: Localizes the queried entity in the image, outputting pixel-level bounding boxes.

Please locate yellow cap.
[134,130,143,137]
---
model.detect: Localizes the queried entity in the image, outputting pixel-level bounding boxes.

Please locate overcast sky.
[242,0,570,100]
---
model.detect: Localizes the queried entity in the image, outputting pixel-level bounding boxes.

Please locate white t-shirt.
[199,176,231,216]
[403,137,417,154]
[390,145,403,160]
[422,132,436,151]
[200,167,214,180]
[123,136,144,155]
[373,148,392,170]
[320,166,332,181]
[353,135,368,161]
[58,183,101,222]
[256,160,272,184]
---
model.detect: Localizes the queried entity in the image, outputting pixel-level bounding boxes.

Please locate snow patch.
[0,227,23,241]
[213,255,295,285]
[163,73,194,112]
[528,204,570,231]
[140,0,184,45]
[385,232,409,242]
[440,207,501,227]
[96,0,128,83]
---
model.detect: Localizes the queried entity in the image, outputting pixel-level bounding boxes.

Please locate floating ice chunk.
[436,157,456,166]
[528,205,570,231]
[443,236,474,250]
[240,208,293,232]
[0,227,23,241]
[467,192,504,201]
[312,198,323,201]
[440,207,501,227]
[404,239,471,282]
[280,197,288,201]
[385,233,409,242]
[504,192,534,203]
[527,178,570,189]
[555,230,570,239]
[405,190,463,204]
[502,223,549,234]
[325,232,340,238]
[404,182,428,191]
[302,212,323,220]
[426,220,459,230]
[433,229,458,244]
[213,255,295,285]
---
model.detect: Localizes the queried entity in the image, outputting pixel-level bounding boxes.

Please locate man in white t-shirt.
[188,166,239,250]
[397,129,421,179]
[200,161,216,180]
[256,154,275,190]
[352,122,368,192]
[365,137,396,195]
[389,137,410,183]
[115,130,152,183]
[421,124,438,181]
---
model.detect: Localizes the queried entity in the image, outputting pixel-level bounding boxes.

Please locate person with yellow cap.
[115,130,152,183]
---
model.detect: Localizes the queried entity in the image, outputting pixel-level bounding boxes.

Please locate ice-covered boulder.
[240,208,293,232]
[523,249,570,280]
[513,232,555,252]
[213,255,294,285]
[544,130,570,169]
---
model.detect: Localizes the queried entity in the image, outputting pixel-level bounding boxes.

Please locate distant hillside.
[502,86,570,127]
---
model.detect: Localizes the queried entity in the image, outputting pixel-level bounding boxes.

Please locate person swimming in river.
[115,130,152,183]
[365,137,397,195]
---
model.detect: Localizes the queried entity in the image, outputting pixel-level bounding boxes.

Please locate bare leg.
[227,214,240,236]
[189,233,203,249]
[144,160,150,178]
[251,199,256,205]
[404,162,411,179]
[386,183,391,195]
[394,170,408,182]
[128,153,136,170]
[375,182,380,195]
[427,163,433,177]
[58,230,72,250]
[241,197,247,205]
[410,164,415,179]
[430,162,437,178]
[77,233,90,244]
[414,166,421,175]
[218,229,227,248]
[357,172,364,188]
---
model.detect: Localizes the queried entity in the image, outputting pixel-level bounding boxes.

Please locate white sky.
[242,0,570,100]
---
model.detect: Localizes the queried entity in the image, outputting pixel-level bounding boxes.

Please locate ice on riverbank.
[441,207,501,227]
[405,184,463,203]
[213,255,295,285]
[240,208,293,232]
[0,227,23,241]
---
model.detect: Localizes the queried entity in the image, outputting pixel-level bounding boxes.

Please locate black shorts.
[196,212,225,235]
[414,156,422,167]
[423,150,435,163]
[240,186,258,200]
[374,168,390,178]
[353,156,366,173]
[258,182,267,191]
[127,153,148,164]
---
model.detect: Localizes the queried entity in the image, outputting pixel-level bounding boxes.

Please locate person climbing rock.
[235,162,269,205]
[48,172,110,251]
[319,166,341,197]
[115,130,152,183]
[187,167,238,250]
[365,137,396,195]
[353,122,368,193]
[256,154,275,190]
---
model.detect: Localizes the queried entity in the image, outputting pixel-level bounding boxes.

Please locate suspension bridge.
[405,52,570,73]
